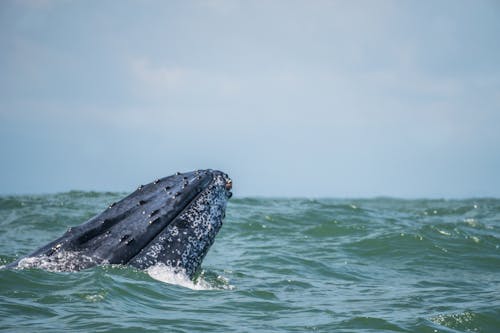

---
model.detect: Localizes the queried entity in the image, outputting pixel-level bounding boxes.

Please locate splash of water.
[15,251,99,272]
[146,263,233,291]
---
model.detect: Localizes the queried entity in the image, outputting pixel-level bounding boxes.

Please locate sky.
[1,0,499,198]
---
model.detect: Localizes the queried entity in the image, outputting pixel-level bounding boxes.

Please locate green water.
[1,193,499,332]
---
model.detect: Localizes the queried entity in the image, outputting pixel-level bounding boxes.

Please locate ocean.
[0,193,499,332]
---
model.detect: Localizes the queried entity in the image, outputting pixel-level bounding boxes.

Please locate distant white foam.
[146,263,232,291]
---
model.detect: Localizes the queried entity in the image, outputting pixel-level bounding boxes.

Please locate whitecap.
[146,263,233,291]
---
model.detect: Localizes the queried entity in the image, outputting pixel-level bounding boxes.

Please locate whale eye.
[225,179,232,190]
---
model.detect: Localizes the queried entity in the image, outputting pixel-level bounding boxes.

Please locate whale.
[5,169,232,279]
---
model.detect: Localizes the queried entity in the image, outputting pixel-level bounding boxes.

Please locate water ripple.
[1,195,499,332]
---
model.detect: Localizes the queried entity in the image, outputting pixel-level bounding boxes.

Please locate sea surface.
[0,193,499,332]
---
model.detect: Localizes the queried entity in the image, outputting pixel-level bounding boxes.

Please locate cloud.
[1,0,499,196]
[11,0,60,8]
[129,58,242,100]
[131,59,191,92]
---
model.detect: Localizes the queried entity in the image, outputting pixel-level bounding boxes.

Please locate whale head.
[10,169,232,278]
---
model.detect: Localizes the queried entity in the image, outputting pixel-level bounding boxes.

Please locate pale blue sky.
[1,0,499,197]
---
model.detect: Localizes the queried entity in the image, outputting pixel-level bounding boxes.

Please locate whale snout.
[5,169,232,278]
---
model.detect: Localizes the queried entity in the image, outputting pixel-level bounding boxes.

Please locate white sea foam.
[146,263,232,291]
[16,251,98,272]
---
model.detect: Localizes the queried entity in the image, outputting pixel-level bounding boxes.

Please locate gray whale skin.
[6,170,232,278]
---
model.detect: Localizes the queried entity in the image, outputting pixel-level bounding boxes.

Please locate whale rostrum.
[6,170,233,278]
